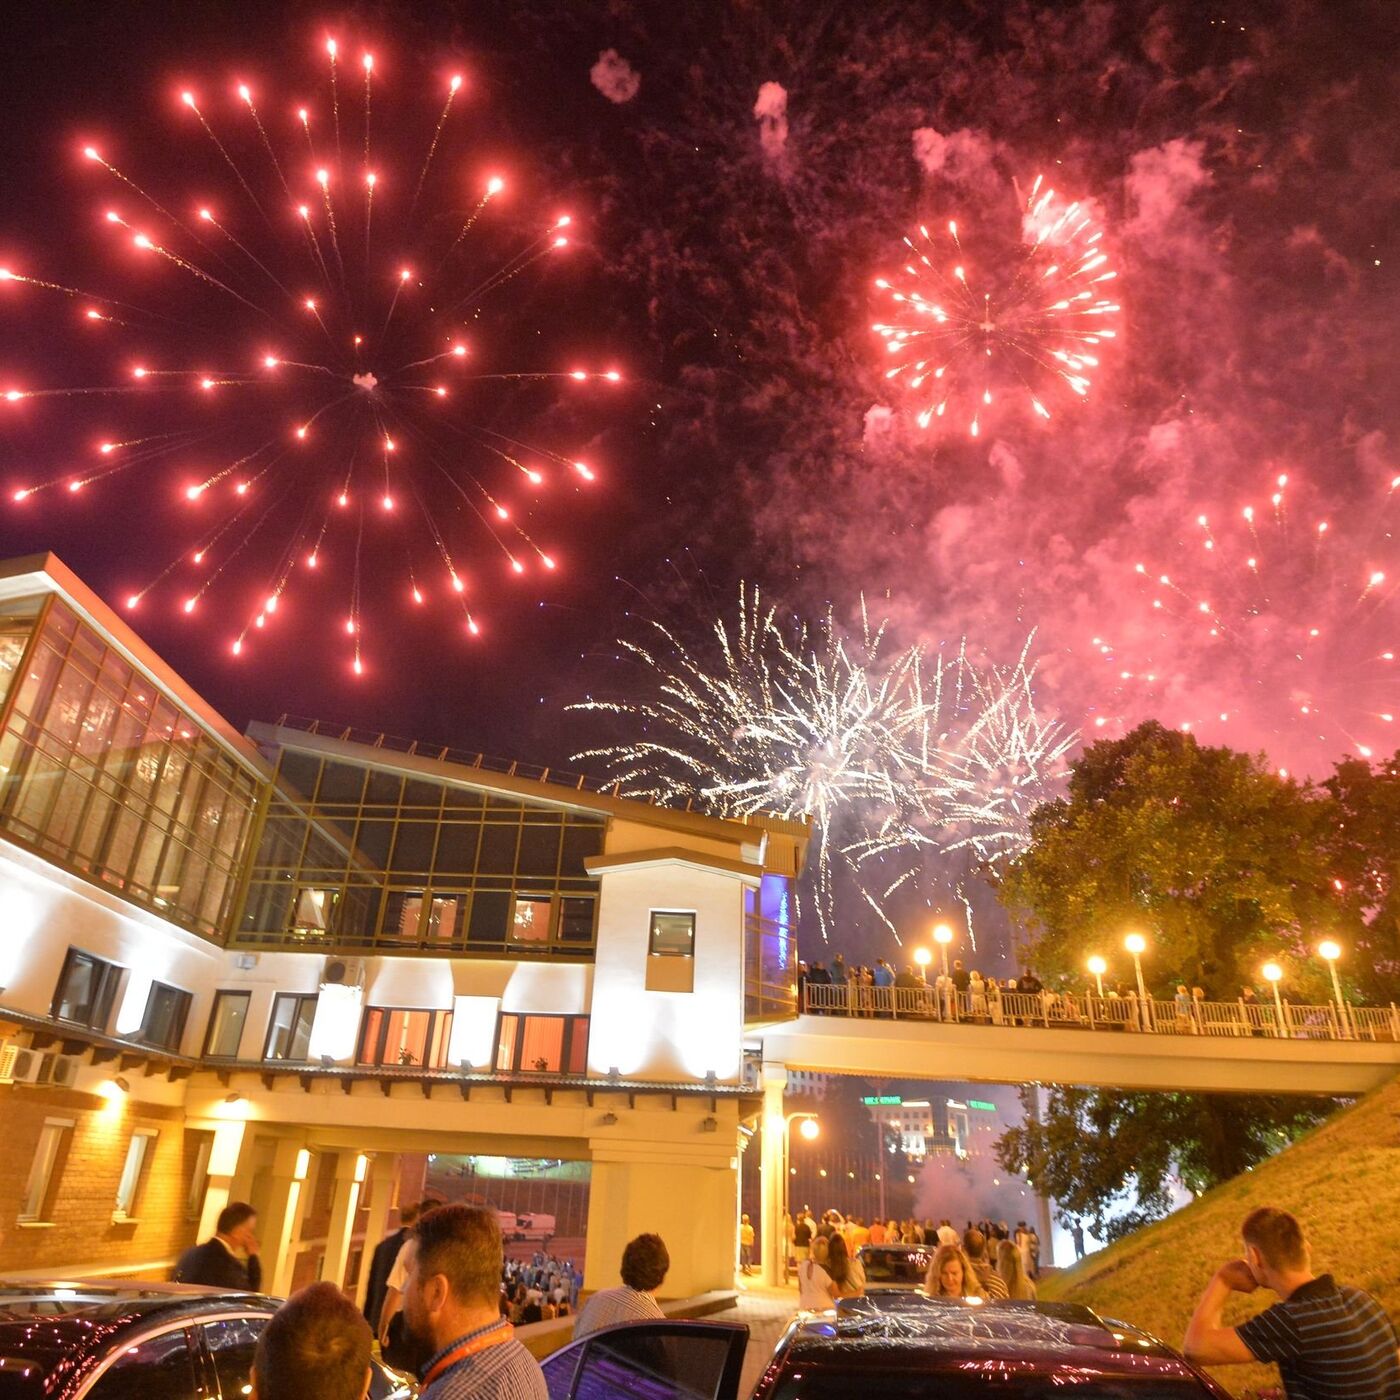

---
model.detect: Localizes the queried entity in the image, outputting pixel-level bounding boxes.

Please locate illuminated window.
[291,886,337,934]
[138,981,191,1051]
[356,1007,453,1068]
[51,948,123,1031]
[495,1013,589,1073]
[509,895,553,943]
[203,991,251,1058]
[264,993,318,1061]
[426,894,461,942]
[114,1130,156,1218]
[20,1118,72,1222]
[648,911,696,957]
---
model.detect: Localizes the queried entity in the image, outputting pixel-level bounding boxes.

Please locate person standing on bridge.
[1184,1206,1399,1400]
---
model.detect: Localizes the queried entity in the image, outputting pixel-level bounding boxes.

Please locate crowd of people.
[801,954,1294,1033]
[784,1208,1042,1301]
[500,1252,582,1324]
[173,1196,1397,1400]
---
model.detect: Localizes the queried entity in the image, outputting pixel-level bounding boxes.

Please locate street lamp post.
[1124,933,1150,1030]
[933,923,954,1018]
[1261,961,1287,1038]
[782,1112,819,1261]
[1087,955,1107,999]
[1317,941,1350,1038]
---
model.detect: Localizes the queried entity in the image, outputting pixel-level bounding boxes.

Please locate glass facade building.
[0,596,262,940]
[234,744,606,957]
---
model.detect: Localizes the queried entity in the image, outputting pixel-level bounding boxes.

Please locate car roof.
[0,1284,276,1394]
[779,1297,1190,1377]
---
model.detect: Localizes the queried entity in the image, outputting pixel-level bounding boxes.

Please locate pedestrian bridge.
[753,987,1400,1096]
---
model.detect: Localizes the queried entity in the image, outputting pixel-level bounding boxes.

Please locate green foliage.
[998,722,1353,999]
[996,1084,1338,1242]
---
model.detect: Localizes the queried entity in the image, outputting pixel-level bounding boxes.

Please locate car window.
[768,1371,1210,1400]
[202,1317,265,1399]
[564,1327,746,1400]
[86,1327,200,1400]
[368,1358,416,1399]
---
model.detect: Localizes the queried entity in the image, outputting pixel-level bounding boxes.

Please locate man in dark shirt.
[1184,1206,1399,1400]
[174,1201,262,1290]
[363,1201,420,1330]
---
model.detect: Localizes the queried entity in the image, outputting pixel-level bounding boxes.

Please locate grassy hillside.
[1040,1075,1400,1397]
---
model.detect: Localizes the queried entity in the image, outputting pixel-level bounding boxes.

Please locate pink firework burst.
[871,175,1120,438]
[1,33,623,674]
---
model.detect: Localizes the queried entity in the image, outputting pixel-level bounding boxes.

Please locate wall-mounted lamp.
[701,1116,718,1132]
[458,1058,473,1074]
[223,1092,243,1105]
[600,1111,619,1126]
[113,1076,130,1093]
[320,1054,335,1068]
[607,1066,621,1082]
[704,1070,718,1088]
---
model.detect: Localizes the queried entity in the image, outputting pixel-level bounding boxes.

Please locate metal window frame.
[648,909,697,959]
[263,991,320,1062]
[493,1010,590,1074]
[201,989,253,1059]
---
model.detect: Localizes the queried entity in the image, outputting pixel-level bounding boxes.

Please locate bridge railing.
[800,981,1399,1042]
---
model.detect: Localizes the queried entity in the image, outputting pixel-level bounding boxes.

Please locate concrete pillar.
[322,1151,367,1291]
[759,1061,787,1286]
[584,1131,740,1298]
[355,1154,398,1308]
[262,1141,313,1298]
[196,1121,250,1243]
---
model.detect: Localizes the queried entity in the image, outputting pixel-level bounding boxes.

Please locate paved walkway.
[714,1275,803,1397]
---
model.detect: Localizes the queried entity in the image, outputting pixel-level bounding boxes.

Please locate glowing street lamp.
[783,1112,819,1250]
[1087,955,1107,998]
[1124,932,1150,1030]
[933,922,954,980]
[1261,961,1287,1036]
[913,946,932,973]
[1317,940,1350,1038]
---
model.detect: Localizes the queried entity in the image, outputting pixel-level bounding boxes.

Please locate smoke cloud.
[754,81,790,162]
[590,48,641,103]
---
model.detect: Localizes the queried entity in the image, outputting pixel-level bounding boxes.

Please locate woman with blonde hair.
[924,1243,981,1298]
[824,1231,865,1299]
[797,1233,837,1310]
[997,1239,1037,1300]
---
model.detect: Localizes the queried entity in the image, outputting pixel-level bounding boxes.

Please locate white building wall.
[587,861,750,1082]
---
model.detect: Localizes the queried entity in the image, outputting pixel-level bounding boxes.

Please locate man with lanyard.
[1184,1206,1399,1400]
[400,1203,547,1400]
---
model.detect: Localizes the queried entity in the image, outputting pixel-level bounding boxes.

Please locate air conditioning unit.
[7,1049,46,1084]
[321,956,366,989]
[233,953,259,972]
[44,1055,83,1089]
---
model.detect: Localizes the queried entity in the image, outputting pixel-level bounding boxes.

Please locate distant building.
[863,1095,965,1159]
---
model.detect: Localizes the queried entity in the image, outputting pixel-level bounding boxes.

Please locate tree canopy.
[996,721,1388,1000]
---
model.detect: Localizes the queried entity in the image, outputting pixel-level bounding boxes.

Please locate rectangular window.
[509,895,552,944]
[138,981,191,1051]
[264,993,318,1061]
[203,990,251,1058]
[356,1008,453,1068]
[425,894,461,943]
[186,1132,213,1219]
[51,947,123,1031]
[20,1119,72,1222]
[649,911,696,958]
[114,1130,156,1218]
[494,1013,589,1074]
[291,886,337,934]
[558,896,597,945]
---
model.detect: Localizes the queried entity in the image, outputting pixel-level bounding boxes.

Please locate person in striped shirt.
[572,1234,669,1339]
[1184,1206,1399,1400]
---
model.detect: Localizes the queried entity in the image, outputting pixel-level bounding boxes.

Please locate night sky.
[2,1,1399,957]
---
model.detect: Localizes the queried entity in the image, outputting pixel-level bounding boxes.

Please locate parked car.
[538,1299,1233,1400]
[0,1282,415,1399]
[854,1244,931,1293]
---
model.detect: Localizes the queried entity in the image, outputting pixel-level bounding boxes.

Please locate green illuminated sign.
[968,1099,997,1112]
[861,1095,903,1105]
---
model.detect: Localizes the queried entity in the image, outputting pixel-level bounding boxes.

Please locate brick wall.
[0,1084,200,1276]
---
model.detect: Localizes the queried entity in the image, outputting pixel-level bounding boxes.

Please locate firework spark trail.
[872,175,1120,437]
[1100,470,1400,768]
[571,589,1077,943]
[2,31,623,674]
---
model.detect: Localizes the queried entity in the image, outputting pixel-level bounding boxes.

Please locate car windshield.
[770,1373,1207,1400]
[860,1253,930,1284]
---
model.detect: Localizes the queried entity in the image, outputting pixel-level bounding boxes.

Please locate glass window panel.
[561,825,605,877]
[559,897,597,944]
[357,1008,385,1064]
[383,891,423,940]
[53,949,121,1030]
[242,881,293,934]
[292,886,338,933]
[364,769,403,806]
[9,744,65,833]
[139,982,191,1051]
[87,1325,199,1400]
[276,750,322,800]
[477,822,519,874]
[205,990,251,1057]
[44,769,92,854]
[266,994,317,1060]
[495,1014,519,1072]
[402,778,442,809]
[649,911,696,957]
[339,883,380,941]
[46,666,92,746]
[98,646,133,695]
[426,895,462,943]
[354,818,393,868]
[45,602,77,639]
[443,785,484,811]
[76,684,119,759]
[467,891,510,945]
[565,1021,589,1075]
[10,640,61,720]
[518,1017,565,1072]
[433,822,480,874]
[510,896,552,944]
[389,822,436,872]
[202,1317,266,1400]
[517,823,562,876]
[20,1121,69,1222]
[114,1131,154,1216]
[74,789,117,870]
[429,1010,453,1067]
[0,627,33,710]
[317,760,366,804]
